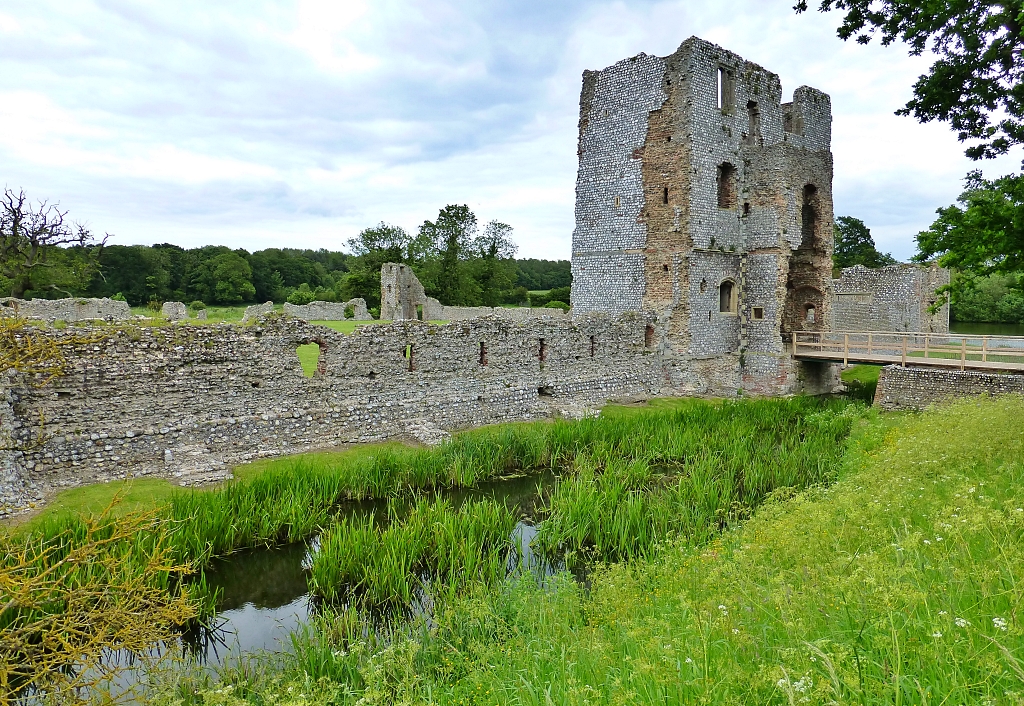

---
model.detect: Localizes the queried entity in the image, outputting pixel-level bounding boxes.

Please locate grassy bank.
[159,395,1024,705]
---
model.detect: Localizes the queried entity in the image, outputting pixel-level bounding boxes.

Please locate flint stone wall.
[874,365,1024,411]
[832,264,949,333]
[0,297,131,323]
[438,306,569,322]
[162,301,188,321]
[241,302,275,322]
[0,314,660,516]
[283,299,371,321]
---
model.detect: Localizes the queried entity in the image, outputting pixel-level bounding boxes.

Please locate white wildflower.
[994,617,1008,631]
[939,611,948,616]
[932,631,943,638]
[685,657,693,664]
[955,618,970,628]
[732,628,740,634]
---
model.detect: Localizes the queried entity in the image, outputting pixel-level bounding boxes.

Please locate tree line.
[0,196,571,315]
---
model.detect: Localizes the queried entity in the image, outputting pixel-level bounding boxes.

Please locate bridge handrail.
[792,329,1024,370]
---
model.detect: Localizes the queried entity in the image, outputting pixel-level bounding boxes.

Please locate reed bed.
[309,498,518,605]
[534,399,858,561]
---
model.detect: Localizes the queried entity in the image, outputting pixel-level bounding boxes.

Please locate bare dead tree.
[0,188,108,298]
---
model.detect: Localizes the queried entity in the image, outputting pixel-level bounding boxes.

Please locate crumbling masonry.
[571,36,837,394]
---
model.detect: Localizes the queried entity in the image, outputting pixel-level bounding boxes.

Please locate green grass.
[160,395,1024,705]
[842,364,881,403]
[8,478,181,534]
[310,497,518,605]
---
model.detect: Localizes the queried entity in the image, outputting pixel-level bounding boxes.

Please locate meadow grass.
[8,478,180,533]
[841,363,881,403]
[161,395,1024,705]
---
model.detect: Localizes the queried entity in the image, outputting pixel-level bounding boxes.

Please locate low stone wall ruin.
[874,365,1024,410]
[0,297,131,323]
[0,314,661,515]
[283,299,371,321]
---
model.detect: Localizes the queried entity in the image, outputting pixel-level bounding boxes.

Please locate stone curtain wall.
[875,365,1024,410]
[0,315,659,515]
[283,299,372,321]
[832,264,950,333]
[438,306,569,322]
[0,297,131,322]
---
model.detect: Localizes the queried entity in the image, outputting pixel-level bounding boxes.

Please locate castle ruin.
[571,37,836,394]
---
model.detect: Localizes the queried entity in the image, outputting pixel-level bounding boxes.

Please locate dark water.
[950,321,1024,337]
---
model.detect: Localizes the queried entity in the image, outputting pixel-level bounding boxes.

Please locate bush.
[189,300,206,311]
[530,286,571,307]
[146,300,162,312]
[111,293,127,302]
[544,300,570,311]
[344,305,355,319]
[287,284,317,305]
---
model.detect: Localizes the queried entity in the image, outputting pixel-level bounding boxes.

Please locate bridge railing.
[793,330,1024,370]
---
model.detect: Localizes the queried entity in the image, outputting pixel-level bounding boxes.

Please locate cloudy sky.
[0,0,1019,261]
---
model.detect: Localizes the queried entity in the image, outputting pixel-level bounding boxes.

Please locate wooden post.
[843,333,849,367]
[983,336,988,363]
[868,332,873,355]
[924,334,929,361]
[901,336,907,367]
[961,337,966,370]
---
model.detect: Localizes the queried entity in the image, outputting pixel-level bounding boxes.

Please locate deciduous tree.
[0,188,106,298]
[833,216,897,270]
[797,0,1024,159]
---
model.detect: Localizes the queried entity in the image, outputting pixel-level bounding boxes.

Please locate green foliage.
[172,396,1024,705]
[841,364,881,403]
[833,215,897,270]
[798,1,1024,159]
[287,283,317,305]
[310,498,518,605]
[189,300,205,311]
[917,171,1024,279]
[111,292,127,302]
[516,258,571,291]
[530,286,572,307]
[543,300,570,311]
[949,271,1024,323]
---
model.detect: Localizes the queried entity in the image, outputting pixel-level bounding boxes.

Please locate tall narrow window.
[716,68,734,111]
[801,184,818,249]
[663,187,669,204]
[539,338,547,363]
[404,345,414,372]
[746,100,761,145]
[717,163,737,208]
[479,342,487,366]
[719,280,736,313]
[645,325,654,348]
[590,335,596,357]
[805,304,816,323]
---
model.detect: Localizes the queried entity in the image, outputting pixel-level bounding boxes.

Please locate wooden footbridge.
[793,331,1024,373]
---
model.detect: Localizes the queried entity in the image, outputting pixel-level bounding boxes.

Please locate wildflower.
[969,487,977,494]
[935,536,943,542]
[932,631,943,638]
[685,657,693,664]
[939,611,948,616]
[955,618,970,628]
[923,539,931,545]
[718,604,728,613]
[994,617,1008,631]
[732,628,740,634]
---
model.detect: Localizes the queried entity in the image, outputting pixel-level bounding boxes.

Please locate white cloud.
[0,0,1018,262]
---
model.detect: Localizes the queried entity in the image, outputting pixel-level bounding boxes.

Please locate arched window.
[801,184,818,248]
[717,163,737,208]
[719,280,736,313]
[804,304,816,323]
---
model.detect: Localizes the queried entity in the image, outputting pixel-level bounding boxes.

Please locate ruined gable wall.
[283,299,372,321]
[0,315,660,516]
[832,264,950,333]
[571,54,667,315]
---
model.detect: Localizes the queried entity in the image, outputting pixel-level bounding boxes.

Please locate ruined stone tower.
[571,37,835,394]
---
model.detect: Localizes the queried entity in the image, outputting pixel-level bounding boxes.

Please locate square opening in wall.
[753,306,764,320]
